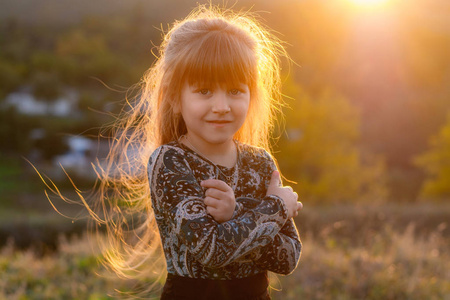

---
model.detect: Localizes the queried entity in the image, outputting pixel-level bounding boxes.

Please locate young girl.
[90,5,302,300]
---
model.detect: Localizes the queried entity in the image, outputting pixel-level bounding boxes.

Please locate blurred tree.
[276,78,387,203]
[78,92,101,112]
[31,71,61,101]
[33,133,69,160]
[0,107,36,154]
[31,51,59,73]
[0,0,448,203]
[414,112,450,200]
[0,58,24,98]
[0,18,32,62]
[55,29,130,87]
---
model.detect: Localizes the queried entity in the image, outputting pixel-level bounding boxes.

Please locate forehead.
[186,81,249,89]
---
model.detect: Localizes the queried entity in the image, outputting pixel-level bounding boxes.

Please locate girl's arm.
[231,198,301,275]
[149,146,289,268]
[233,151,302,274]
[253,218,301,275]
[258,154,302,274]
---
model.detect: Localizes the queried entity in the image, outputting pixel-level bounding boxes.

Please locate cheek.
[180,104,204,127]
[237,99,250,117]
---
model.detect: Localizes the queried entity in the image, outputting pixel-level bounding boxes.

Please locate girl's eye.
[229,89,241,96]
[198,89,211,95]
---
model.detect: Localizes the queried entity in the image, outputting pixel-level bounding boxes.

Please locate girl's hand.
[266,171,302,219]
[201,179,236,223]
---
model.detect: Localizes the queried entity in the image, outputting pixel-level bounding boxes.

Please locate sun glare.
[352,0,388,4]
[349,0,390,9]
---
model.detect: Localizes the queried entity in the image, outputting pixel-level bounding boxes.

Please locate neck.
[181,135,237,168]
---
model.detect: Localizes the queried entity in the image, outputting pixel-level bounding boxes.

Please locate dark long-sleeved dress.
[148,140,301,281]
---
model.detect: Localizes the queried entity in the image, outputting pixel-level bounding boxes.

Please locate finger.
[297,201,303,211]
[269,171,282,188]
[293,191,298,201]
[205,188,228,200]
[286,186,293,192]
[204,196,220,208]
[201,179,231,192]
[206,205,219,216]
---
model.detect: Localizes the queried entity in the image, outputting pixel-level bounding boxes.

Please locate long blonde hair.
[86,4,287,296]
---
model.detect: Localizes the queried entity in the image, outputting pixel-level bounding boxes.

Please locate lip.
[206,120,232,127]
[206,120,232,123]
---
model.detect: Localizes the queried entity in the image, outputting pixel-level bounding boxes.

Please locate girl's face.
[177,81,250,150]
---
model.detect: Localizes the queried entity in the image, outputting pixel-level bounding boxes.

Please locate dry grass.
[271,222,449,299]
[0,203,449,299]
[0,234,163,300]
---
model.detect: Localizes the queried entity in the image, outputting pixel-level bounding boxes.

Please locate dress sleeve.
[237,150,302,275]
[149,146,289,268]
[253,219,301,275]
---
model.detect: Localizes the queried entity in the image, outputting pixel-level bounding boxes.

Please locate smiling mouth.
[206,120,232,124]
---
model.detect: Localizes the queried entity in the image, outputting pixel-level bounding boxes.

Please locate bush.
[415,112,450,200]
[277,80,387,203]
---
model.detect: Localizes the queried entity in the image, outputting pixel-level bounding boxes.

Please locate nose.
[211,91,230,114]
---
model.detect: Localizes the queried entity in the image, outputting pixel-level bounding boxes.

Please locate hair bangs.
[184,31,257,88]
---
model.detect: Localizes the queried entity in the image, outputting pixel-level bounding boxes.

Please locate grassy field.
[0,203,449,299]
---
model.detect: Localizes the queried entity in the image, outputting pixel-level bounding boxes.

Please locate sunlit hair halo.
[84,4,288,297]
[145,5,287,148]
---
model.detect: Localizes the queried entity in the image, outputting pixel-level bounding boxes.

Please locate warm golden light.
[349,0,390,8]
[352,0,388,4]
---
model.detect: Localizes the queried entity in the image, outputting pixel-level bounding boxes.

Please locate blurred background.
[0,0,449,299]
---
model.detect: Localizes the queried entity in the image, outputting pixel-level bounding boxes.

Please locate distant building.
[53,136,109,179]
[2,88,80,117]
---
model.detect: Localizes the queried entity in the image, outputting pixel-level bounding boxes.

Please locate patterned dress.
[148,140,301,280]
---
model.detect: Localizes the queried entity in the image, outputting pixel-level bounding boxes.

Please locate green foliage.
[31,71,62,101]
[30,52,60,74]
[0,106,77,158]
[55,30,120,86]
[0,14,144,102]
[0,58,24,98]
[0,107,37,154]
[414,112,450,199]
[0,156,23,203]
[0,0,449,202]
[276,79,387,203]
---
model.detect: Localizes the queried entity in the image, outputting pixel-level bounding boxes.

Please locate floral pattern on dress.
[148,140,301,279]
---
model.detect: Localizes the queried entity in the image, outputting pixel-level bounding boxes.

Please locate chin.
[205,136,234,145]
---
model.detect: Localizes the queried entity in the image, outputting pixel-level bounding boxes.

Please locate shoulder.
[237,142,277,177]
[236,142,277,194]
[148,141,191,175]
[149,142,183,161]
[237,142,275,165]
